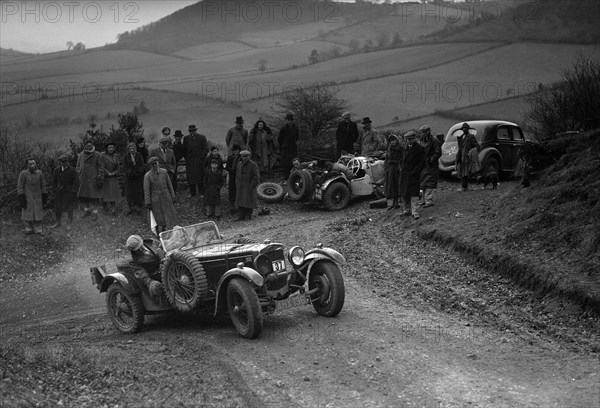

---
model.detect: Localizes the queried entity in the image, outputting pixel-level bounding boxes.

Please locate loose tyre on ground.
[287,169,313,201]
[257,182,285,203]
[161,251,208,312]
[106,284,145,334]
[322,182,351,211]
[308,261,345,317]
[226,278,263,338]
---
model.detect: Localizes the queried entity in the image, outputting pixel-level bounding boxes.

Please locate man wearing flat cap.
[149,136,177,188]
[183,124,208,198]
[360,117,387,156]
[398,130,426,220]
[455,122,481,191]
[336,111,359,158]
[226,116,249,154]
[418,125,442,207]
[278,113,299,180]
[235,150,259,221]
[50,154,79,230]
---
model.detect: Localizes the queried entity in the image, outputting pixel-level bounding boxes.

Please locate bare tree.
[66,41,74,50]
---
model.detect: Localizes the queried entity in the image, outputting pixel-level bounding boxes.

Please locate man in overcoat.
[225,144,241,212]
[172,130,185,192]
[203,158,225,220]
[76,140,104,221]
[101,142,121,216]
[144,157,177,235]
[50,154,79,230]
[418,125,442,207]
[335,111,359,159]
[183,124,208,198]
[455,122,481,191]
[277,113,299,181]
[360,117,387,156]
[17,158,48,234]
[226,116,249,154]
[385,135,403,209]
[235,150,259,221]
[399,131,426,219]
[121,142,145,215]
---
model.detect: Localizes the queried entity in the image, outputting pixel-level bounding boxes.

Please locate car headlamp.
[288,246,305,267]
[254,254,272,276]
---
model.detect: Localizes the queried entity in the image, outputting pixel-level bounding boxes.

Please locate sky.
[0,1,198,53]
[0,0,423,54]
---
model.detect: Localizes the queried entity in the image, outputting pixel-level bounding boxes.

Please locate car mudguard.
[99,273,141,294]
[304,248,346,266]
[479,147,502,168]
[320,174,349,192]
[213,267,264,316]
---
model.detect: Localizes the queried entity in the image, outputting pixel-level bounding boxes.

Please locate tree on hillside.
[258,59,267,72]
[525,55,600,139]
[391,32,403,46]
[66,41,74,51]
[273,83,348,159]
[308,49,319,65]
[376,31,390,48]
[110,113,144,150]
[73,42,85,51]
[349,39,360,53]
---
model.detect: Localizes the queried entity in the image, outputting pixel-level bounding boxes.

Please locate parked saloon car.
[438,120,530,178]
[91,222,346,338]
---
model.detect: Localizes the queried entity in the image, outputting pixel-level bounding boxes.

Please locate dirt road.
[1,181,598,407]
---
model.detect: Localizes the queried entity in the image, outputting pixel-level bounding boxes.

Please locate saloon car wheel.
[226,278,263,339]
[287,169,313,201]
[162,251,208,312]
[257,182,285,203]
[308,261,345,317]
[106,284,144,334]
[322,182,351,211]
[482,157,500,176]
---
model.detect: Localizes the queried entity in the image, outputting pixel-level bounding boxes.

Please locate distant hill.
[424,0,600,44]
[0,48,31,57]
[107,0,396,54]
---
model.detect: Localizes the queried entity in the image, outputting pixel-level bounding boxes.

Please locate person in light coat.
[360,117,387,156]
[76,140,104,221]
[144,157,177,235]
[17,158,48,234]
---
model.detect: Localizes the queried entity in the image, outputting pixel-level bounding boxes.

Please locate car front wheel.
[322,182,351,211]
[106,283,144,334]
[226,278,263,339]
[309,261,345,317]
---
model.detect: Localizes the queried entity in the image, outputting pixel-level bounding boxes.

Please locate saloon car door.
[494,125,518,170]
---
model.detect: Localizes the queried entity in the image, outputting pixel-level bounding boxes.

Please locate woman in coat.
[101,142,121,215]
[249,119,276,174]
[121,142,145,215]
[144,156,177,234]
[76,140,104,220]
[235,150,259,221]
[384,134,403,209]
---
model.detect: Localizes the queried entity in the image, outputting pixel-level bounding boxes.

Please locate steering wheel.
[347,158,362,176]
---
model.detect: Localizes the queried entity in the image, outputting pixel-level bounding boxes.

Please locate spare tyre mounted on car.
[161,251,208,312]
[287,169,314,201]
[256,182,285,203]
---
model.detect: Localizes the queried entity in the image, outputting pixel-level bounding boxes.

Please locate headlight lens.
[254,254,272,276]
[288,246,305,267]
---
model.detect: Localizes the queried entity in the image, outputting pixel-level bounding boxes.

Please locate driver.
[324,161,354,179]
[118,235,164,296]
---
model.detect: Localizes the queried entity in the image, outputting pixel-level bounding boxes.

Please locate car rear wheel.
[309,261,345,317]
[106,283,144,334]
[226,278,263,339]
[287,169,313,201]
[481,157,500,176]
[322,182,351,211]
[162,251,208,312]
[257,182,285,203]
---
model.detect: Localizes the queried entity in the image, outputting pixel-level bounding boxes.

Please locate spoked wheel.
[257,182,285,203]
[322,182,351,211]
[106,284,144,334]
[226,278,263,339]
[162,251,208,312]
[308,261,345,317]
[287,169,313,201]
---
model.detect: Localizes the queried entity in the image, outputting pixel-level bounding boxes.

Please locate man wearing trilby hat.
[360,117,387,156]
[398,130,426,220]
[50,153,79,230]
[183,124,208,198]
[144,156,177,235]
[336,111,359,158]
[455,122,481,191]
[278,113,299,180]
[149,135,177,188]
[226,116,249,154]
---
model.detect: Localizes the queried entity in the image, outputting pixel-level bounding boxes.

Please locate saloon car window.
[497,127,510,140]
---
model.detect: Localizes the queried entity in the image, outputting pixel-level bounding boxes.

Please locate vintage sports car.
[287,155,385,211]
[91,222,346,338]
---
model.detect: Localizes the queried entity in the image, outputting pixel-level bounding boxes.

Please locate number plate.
[275,294,310,312]
[314,189,322,200]
[272,260,286,272]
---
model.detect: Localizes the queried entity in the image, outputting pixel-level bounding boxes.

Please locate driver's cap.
[125,235,144,251]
